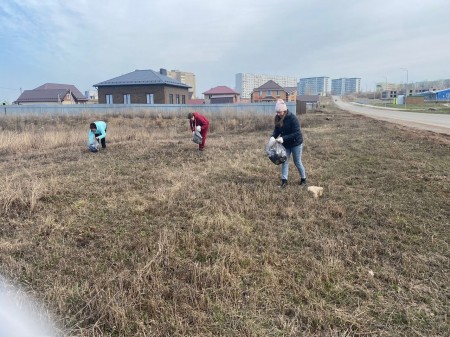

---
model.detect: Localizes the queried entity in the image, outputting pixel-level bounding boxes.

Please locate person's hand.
[276,136,283,144]
[192,131,195,134]
[196,125,201,132]
[268,136,276,146]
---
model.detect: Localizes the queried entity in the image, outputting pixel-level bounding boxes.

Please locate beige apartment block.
[168,70,196,99]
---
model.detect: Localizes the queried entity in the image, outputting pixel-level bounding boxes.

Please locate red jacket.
[190,112,209,132]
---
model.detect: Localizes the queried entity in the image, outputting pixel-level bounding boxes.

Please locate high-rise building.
[167,70,196,98]
[298,77,330,95]
[331,78,361,95]
[236,73,298,100]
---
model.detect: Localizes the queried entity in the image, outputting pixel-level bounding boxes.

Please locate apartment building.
[298,77,329,95]
[167,69,196,99]
[376,82,396,92]
[235,73,298,100]
[331,78,361,95]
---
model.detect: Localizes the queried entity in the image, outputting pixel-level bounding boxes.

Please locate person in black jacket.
[268,99,307,189]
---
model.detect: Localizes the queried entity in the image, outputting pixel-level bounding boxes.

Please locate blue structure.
[415,88,450,101]
[436,88,450,101]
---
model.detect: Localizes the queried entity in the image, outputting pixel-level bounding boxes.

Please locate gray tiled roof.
[14,83,89,103]
[255,80,285,91]
[94,69,191,88]
[15,89,69,103]
[34,83,87,101]
[284,86,297,94]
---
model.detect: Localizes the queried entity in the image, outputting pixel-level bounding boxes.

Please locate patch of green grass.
[370,102,450,114]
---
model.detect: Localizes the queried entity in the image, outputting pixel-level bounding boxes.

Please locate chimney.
[160,68,167,76]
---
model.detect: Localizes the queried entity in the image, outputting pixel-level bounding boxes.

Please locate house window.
[146,94,154,104]
[106,94,113,104]
[123,94,131,104]
[259,90,262,96]
[276,90,280,96]
[169,94,174,104]
[182,95,186,104]
[176,94,180,104]
[267,90,271,96]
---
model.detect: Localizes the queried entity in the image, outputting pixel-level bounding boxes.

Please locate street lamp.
[401,68,408,109]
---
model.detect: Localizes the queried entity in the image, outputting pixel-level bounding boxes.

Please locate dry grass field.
[0,105,449,337]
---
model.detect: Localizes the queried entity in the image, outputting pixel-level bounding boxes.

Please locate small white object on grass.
[307,186,323,199]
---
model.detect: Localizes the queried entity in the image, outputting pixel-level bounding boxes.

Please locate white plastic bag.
[265,139,287,165]
[192,130,203,144]
[88,139,100,152]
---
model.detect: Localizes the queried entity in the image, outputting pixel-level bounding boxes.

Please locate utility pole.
[385,77,388,107]
[401,68,408,109]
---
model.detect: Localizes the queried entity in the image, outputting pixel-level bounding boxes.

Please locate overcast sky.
[1,0,449,102]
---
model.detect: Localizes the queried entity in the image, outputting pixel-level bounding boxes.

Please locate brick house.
[251,80,296,103]
[14,83,88,105]
[284,86,298,102]
[202,86,240,104]
[94,69,191,104]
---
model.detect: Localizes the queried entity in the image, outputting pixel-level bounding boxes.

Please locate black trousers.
[95,133,106,148]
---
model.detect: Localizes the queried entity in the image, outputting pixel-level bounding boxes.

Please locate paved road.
[333,96,450,135]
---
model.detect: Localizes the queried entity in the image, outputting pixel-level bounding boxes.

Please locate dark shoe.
[279,179,288,189]
[300,178,307,186]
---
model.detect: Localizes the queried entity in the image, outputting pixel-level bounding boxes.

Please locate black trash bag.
[192,130,203,144]
[265,140,287,165]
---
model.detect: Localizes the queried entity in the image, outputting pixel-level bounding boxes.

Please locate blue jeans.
[281,144,306,181]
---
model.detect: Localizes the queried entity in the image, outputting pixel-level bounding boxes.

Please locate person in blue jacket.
[268,99,307,189]
[89,121,107,149]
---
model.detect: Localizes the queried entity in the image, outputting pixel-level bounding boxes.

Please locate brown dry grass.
[0,107,449,337]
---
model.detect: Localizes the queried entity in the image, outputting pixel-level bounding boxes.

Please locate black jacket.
[272,110,303,148]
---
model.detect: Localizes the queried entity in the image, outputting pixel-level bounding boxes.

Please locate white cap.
[275,99,287,112]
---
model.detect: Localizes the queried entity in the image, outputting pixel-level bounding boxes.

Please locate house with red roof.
[14,83,88,105]
[202,86,240,104]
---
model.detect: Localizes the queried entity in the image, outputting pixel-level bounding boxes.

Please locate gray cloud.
[1,0,449,102]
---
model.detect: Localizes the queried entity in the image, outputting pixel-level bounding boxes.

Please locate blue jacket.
[272,110,303,148]
[88,121,107,143]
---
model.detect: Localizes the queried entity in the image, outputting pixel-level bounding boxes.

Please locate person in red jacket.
[188,112,209,151]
